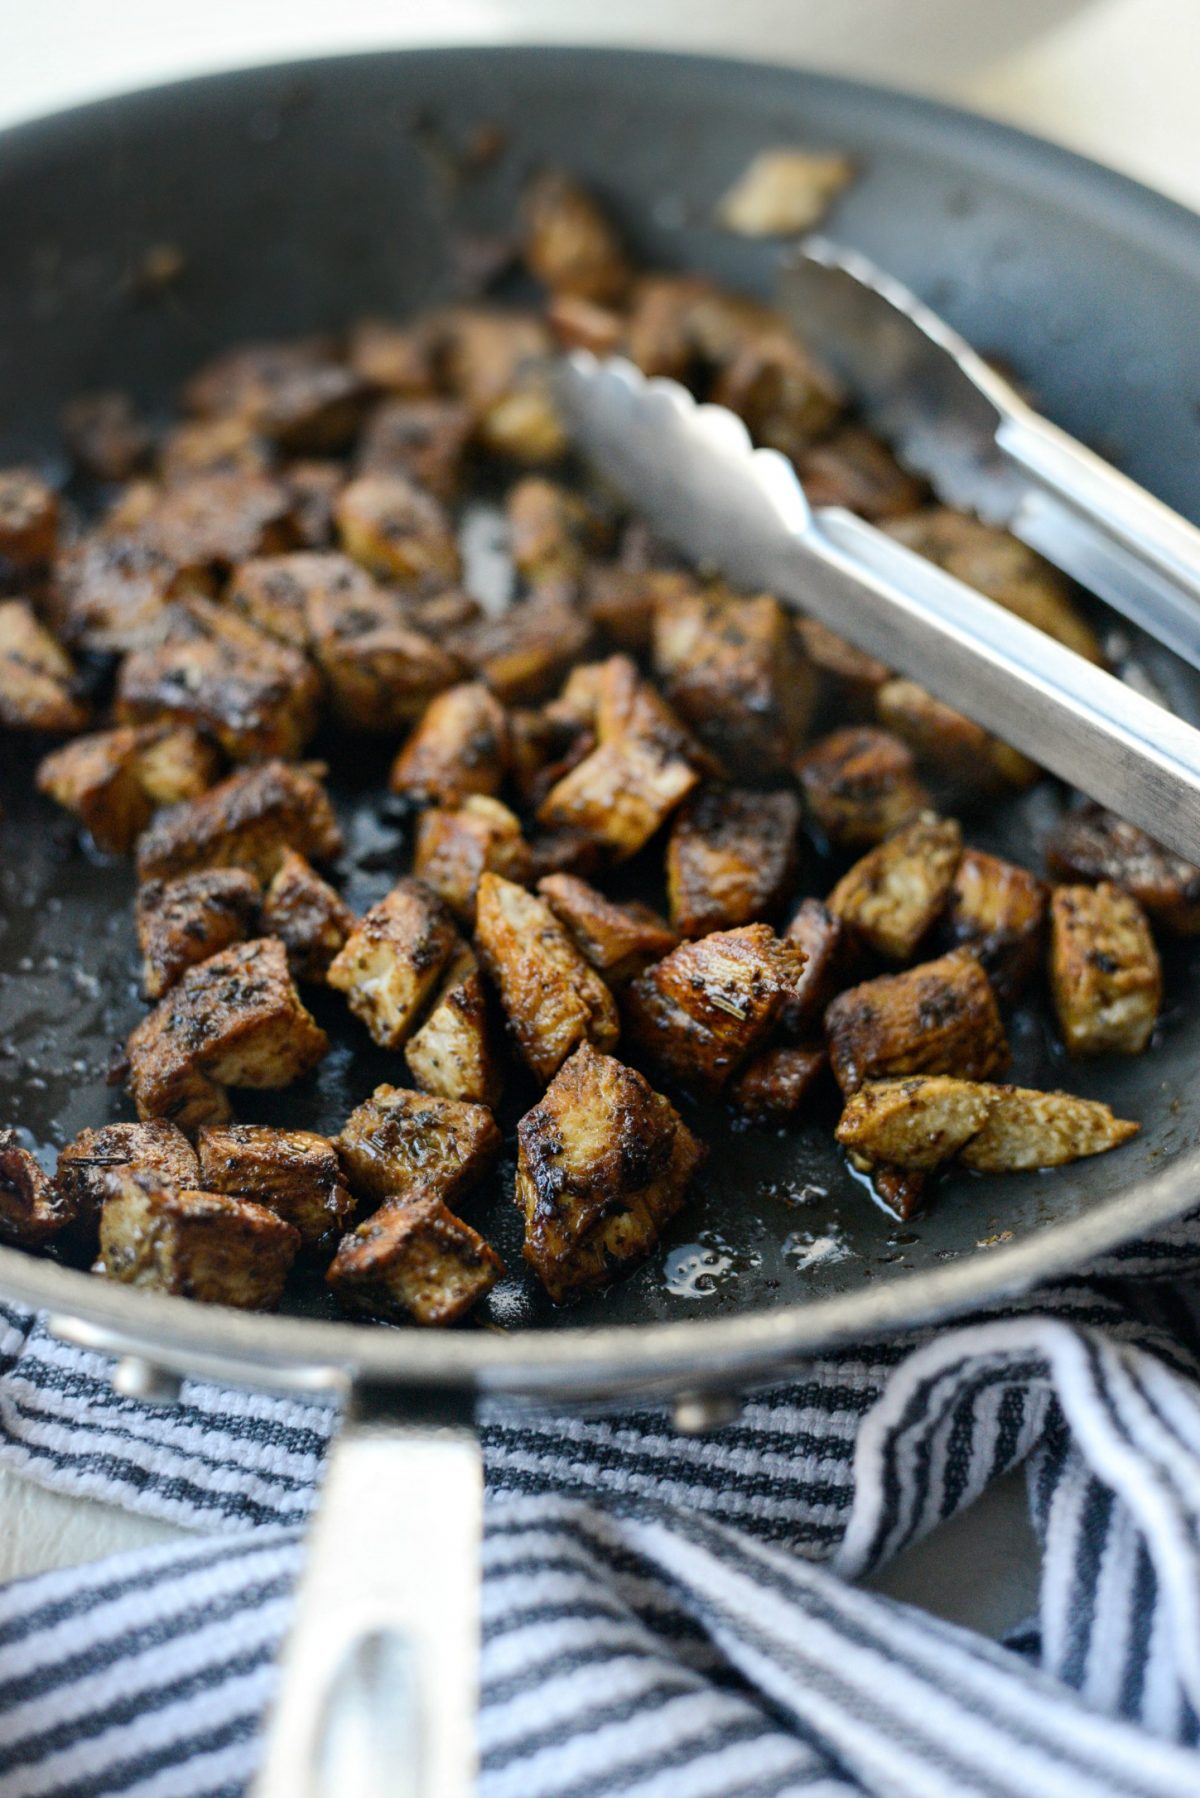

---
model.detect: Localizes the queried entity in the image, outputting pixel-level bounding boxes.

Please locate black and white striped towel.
[2,1213,1200,1796]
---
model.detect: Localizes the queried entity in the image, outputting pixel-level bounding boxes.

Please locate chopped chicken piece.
[197,1125,354,1253]
[441,307,567,463]
[37,725,220,855]
[795,426,926,521]
[50,530,189,653]
[183,337,366,452]
[285,460,344,548]
[98,1171,300,1308]
[958,1085,1140,1172]
[327,1192,503,1325]
[133,726,222,808]
[55,1121,198,1233]
[136,868,261,998]
[451,590,592,703]
[136,761,343,884]
[716,147,855,236]
[227,549,368,647]
[335,473,461,585]
[507,477,599,587]
[414,796,532,924]
[327,879,460,1050]
[621,273,712,380]
[545,291,624,358]
[731,1045,827,1120]
[667,786,802,937]
[705,321,844,459]
[626,923,807,1096]
[585,565,692,655]
[0,599,88,733]
[836,1076,995,1170]
[825,948,1008,1097]
[158,415,274,484]
[538,873,678,985]
[347,315,440,396]
[405,949,501,1109]
[781,899,850,1037]
[1049,883,1161,1056]
[795,618,891,719]
[0,469,58,568]
[336,1083,501,1207]
[389,683,510,806]
[127,473,297,576]
[515,1044,704,1303]
[475,873,619,1083]
[1045,803,1200,936]
[796,727,929,850]
[63,391,151,483]
[875,678,1038,792]
[943,849,1047,1002]
[307,576,460,734]
[526,826,606,882]
[827,815,962,962]
[507,706,594,811]
[521,170,630,301]
[0,1132,70,1248]
[126,936,329,1130]
[355,397,473,501]
[261,850,355,982]
[848,1154,929,1222]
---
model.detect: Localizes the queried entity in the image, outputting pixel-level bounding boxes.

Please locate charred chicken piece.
[693,293,844,458]
[825,948,1009,1097]
[55,1121,199,1234]
[1044,803,1200,937]
[285,460,344,549]
[875,678,1038,793]
[795,424,926,521]
[854,1160,929,1222]
[125,473,298,576]
[414,796,532,924]
[507,477,599,587]
[260,850,355,983]
[1049,883,1161,1057]
[98,1171,300,1308]
[475,872,620,1083]
[585,565,692,655]
[515,1043,703,1303]
[958,1084,1140,1172]
[326,879,460,1050]
[355,397,473,503]
[405,949,501,1109]
[667,786,802,938]
[730,1045,827,1120]
[781,899,850,1037]
[49,530,187,654]
[0,469,58,569]
[942,849,1047,1002]
[336,1083,502,1207]
[450,590,592,704]
[521,170,630,303]
[136,761,343,884]
[347,315,440,396]
[537,873,678,986]
[126,936,329,1131]
[307,576,461,734]
[626,924,807,1096]
[37,725,220,855]
[327,1191,503,1326]
[796,727,929,850]
[196,1124,354,1253]
[440,307,567,463]
[335,472,461,586]
[0,599,88,733]
[63,391,151,483]
[389,683,510,806]
[158,415,274,485]
[827,815,962,962]
[227,549,369,647]
[182,337,366,453]
[795,618,891,721]
[0,1132,71,1249]
[136,868,262,998]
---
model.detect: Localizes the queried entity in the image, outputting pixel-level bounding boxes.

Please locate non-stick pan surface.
[2,47,1200,1396]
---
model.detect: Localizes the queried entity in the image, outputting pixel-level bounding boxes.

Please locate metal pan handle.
[252,1391,482,1798]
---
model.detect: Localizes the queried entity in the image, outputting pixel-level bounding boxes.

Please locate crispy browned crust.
[730,1045,827,1120]
[850,1158,929,1222]
[515,1044,704,1303]
[227,549,368,647]
[38,727,155,854]
[136,868,261,998]
[0,1131,72,1249]
[48,528,183,654]
[54,1122,198,1233]
[356,397,473,501]
[825,948,1009,1097]
[475,873,620,1082]
[318,593,462,731]
[0,468,58,567]
[450,590,592,704]
[538,873,678,985]
[98,1172,301,1308]
[827,815,962,962]
[795,425,926,521]
[414,797,532,924]
[335,472,461,585]
[126,936,329,1131]
[1045,804,1200,936]
[796,727,929,850]
[943,848,1047,1002]
[182,337,366,452]
[389,683,511,806]
[0,599,88,734]
[697,295,844,458]
[336,1083,502,1207]
[327,1191,504,1325]
[874,678,1038,792]
[625,924,807,1096]
[196,1124,354,1252]
[667,786,802,937]
[135,761,343,884]
[64,391,151,483]
[326,879,460,1050]
[781,899,851,1038]
[261,850,355,982]
[521,170,630,302]
[405,952,502,1109]
[1049,883,1162,1056]
[794,617,891,720]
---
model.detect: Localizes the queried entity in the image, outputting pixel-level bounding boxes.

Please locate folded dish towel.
[1,1214,1199,1797]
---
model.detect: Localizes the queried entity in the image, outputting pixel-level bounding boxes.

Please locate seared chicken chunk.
[795,618,891,720]
[285,460,344,548]
[943,849,1047,1002]
[730,1045,827,1120]
[356,397,473,502]
[958,1084,1140,1172]
[336,1083,501,1207]
[585,565,692,655]
[626,924,807,1096]
[36,726,178,856]
[515,1044,703,1303]
[697,297,844,458]
[183,337,366,453]
[389,683,510,806]
[327,1191,503,1326]
[50,530,187,653]
[158,415,273,485]
[716,147,855,238]
[521,170,630,302]
[1049,883,1161,1056]
[136,761,343,884]
[0,599,88,733]
[475,873,620,1083]
[827,815,962,962]
[507,477,598,586]
[133,726,222,809]
[308,581,459,734]
[825,948,1009,1097]
[136,868,261,998]
[451,589,592,703]
[0,1132,70,1248]
[63,390,151,483]
[347,316,440,396]
[125,473,297,576]
[55,1121,199,1233]
[667,786,802,937]
[126,936,329,1130]
[414,796,532,924]
[441,307,567,463]
[538,873,678,986]
[0,469,57,569]
[781,898,850,1037]
[327,879,460,1050]
[335,473,461,585]
[98,1171,300,1308]
[875,678,1037,792]
[228,549,366,647]
[1045,803,1200,936]
[795,425,925,521]
[796,727,929,850]
[854,1160,928,1222]
[197,1125,354,1253]
[405,950,501,1109]
[261,850,355,982]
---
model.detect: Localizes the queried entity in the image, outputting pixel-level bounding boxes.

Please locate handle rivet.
[672,1390,742,1435]
[112,1357,183,1405]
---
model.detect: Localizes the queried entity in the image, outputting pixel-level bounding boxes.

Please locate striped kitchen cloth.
[0,1212,1199,1795]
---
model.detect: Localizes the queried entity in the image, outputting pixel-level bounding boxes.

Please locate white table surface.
[0,0,1192,1635]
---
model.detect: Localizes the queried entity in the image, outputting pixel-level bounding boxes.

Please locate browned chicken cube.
[653,588,816,776]
[307,580,460,734]
[730,1045,827,1120]
[126,936,329,1130]
[260,850,355,982]
[389,683,510,806]
[796,727,929,850]
[55,1121,199,1232]
[183,337,366,453]
[1045,804,1200,936]
[545,291,624,358]
[63,391,151,483]
[0,600,88,733]
[521,170,629,302]
[875,678,1037,792]
[347,315,440,396]
[158,416,274,485]
[227,549,366,647]
[781,899,850,1037]
[38,727,158,855]
[515,1044,704,1303]
[98,1172,300,1309]
[667,787,802,937]
[405,951,502,1109]
[336,1083,501,1207]
[136,761,343,884]
[626,924,807,1096]
[585,566,693,655]
[699,301,844,459]
[825,948,1009,1097]
[795,425,926,521]
[0,469,58,568]
[795,618,891,720]
[0,1132,71,1248]
[943,849,1047,1002]
[197,1125,354,1253]
[326,879,460,1050]
[136,868,262,998]
[1049,883,1161,1056]
[285,460,344,548]
[133,726,222,808]
[355,397,473,502]
[327,1192,503,1325]
[958,1085,1140,1172]
[414,797,532,924]
[441,308,567,463]
[128,474,298,576]
[715,148,855,237]
[49,530,183,654]
[335,473,461,585]
[827,815,962,962]
[836,1076,995,1170]
[507,477,597,587]
[451,590,592,704]
[537,873,678,985]
[475,873,620,1083]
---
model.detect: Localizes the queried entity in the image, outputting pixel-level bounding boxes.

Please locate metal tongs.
[556,239,1200,866]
